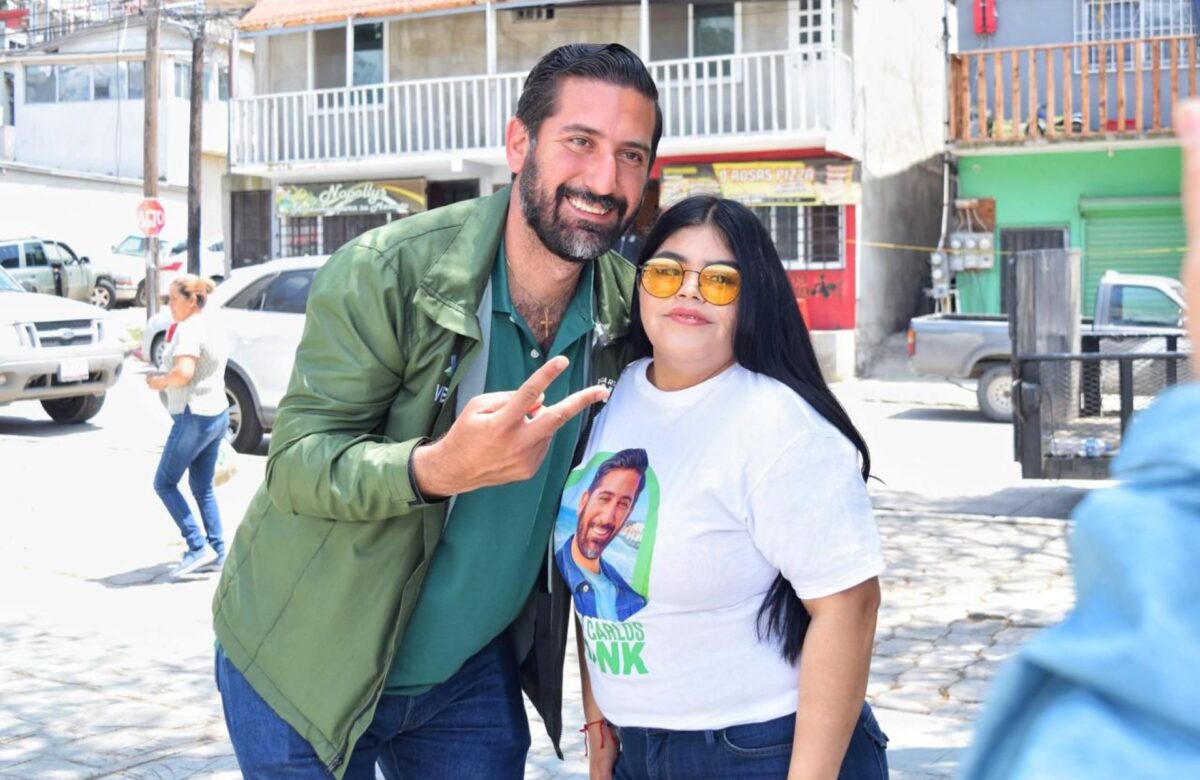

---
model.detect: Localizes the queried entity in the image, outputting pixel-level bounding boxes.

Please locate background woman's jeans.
[153,407,228,555]
[613,702,889,780]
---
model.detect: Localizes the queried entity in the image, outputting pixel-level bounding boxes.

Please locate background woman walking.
[146,275,229,578]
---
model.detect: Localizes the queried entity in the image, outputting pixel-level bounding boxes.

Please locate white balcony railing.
[231,49,854,168]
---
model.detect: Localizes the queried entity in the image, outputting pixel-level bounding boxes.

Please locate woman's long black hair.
[628,195,871,665]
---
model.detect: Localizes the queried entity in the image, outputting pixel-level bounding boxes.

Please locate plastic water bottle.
[1050,437,1080,457]
[1083,438,1107,458]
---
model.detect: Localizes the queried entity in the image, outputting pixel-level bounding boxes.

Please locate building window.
[25,65,55,103]
[797,0,839,50]
[752,205,844,270]
[353,23,384,86]
[56,64,89,102]
[514,6,555,22]
[218,66,229,101]
[278,216,321,258]
[1075,0,1194,68]
[174,62,191,99]
[693,3,735,58]
[123,61,145,99]
[93,63,117,100]
[1076,0,1195,41]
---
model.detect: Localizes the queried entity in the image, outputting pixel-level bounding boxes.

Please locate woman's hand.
[145,374,168,391]
[586,721,620,780]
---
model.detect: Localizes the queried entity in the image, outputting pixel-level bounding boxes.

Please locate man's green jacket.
[212,186,638,778]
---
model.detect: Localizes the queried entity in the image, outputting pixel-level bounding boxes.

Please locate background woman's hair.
[629,195,872,664]
[170,274,216,309]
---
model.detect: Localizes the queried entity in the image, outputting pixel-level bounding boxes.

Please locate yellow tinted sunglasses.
[638,258,742,306]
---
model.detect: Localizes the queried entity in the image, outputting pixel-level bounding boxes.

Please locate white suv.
[108,235,226,306]
[0,266,125,422]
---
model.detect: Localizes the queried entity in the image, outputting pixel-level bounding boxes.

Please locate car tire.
[41,394,105,424]
[90,280,116,309]
[135,280,148,308]
[977,365,1013,423]
[150,333,168,369]
[225,372,264,454]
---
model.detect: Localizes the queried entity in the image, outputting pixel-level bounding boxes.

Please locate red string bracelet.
[579,719,608,755]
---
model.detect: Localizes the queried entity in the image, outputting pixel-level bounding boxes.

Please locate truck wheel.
[977,365,1013,422]
[41,394,105,424]
[225,372,263,453]
[90,280,116,309]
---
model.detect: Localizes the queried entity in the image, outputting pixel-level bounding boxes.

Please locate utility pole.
[143,0,161,319]
[187,16,204,275]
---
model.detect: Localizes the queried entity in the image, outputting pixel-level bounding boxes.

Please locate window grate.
[278,216,321,258]
[751,205,844,270]
[1074,0,1195,70]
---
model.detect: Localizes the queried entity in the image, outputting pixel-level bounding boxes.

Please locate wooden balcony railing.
[950,35,1199,144]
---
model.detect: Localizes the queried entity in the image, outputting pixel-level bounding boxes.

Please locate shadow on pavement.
[871,484,1089,520]
[0,416,100,438]
[888,407,994,424]
[89,562,219,589]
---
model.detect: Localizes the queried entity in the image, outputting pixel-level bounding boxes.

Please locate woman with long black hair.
[553,195,887,779]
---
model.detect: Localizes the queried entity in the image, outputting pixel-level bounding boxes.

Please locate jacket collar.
[413,184,636,345]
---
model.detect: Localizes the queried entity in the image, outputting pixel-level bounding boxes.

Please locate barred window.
[1076,0,1195,41]
[751,205,844,270]
[278,216,320,258]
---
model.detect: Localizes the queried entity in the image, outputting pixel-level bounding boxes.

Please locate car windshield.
[0,266,24,292]
[114,236,147,255]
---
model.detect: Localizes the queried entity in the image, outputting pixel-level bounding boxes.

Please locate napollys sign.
[275,179,426,217]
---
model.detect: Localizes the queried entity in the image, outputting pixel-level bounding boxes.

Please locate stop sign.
[136,198,166,237]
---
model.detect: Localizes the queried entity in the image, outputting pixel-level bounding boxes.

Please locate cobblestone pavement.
[0,502,1074,779]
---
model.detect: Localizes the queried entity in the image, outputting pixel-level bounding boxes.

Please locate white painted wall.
[0,168,216,261]
[16,86,153,180]
[854,0,952,371]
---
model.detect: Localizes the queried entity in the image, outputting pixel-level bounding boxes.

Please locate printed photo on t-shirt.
[554,449,659,622]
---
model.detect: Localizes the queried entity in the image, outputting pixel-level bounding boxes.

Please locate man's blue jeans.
[215,638,530,779]
[153,407,228,555]
[613,702,889,780]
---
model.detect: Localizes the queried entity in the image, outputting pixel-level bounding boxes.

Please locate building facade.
[229,0,947,379]
[950,0,1193,316]
[0,7,251,264]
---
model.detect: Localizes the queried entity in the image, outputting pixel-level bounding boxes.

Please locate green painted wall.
[955,146,1181,313]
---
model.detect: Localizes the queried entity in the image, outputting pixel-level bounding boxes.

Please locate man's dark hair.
[586,448,650,503]
[516,43,663,168]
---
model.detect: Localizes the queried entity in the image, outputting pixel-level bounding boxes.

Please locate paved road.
[0,336,1080,779]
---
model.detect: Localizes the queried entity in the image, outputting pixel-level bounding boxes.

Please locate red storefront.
[650,151,860,333]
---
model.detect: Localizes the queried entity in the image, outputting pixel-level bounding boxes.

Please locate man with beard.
[556,449,650,621]
[212,44,661,779]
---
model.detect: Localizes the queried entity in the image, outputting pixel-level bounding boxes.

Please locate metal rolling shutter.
[1081,197,1184,315]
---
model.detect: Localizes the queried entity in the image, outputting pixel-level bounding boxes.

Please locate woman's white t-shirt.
[553,358,884,730]
[163,314,229,417]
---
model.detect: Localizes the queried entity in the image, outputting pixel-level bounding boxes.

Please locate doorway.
[427,179,479,210]
[999,228,1067,314]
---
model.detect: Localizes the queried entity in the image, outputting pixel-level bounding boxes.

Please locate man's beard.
[519,149,633,264]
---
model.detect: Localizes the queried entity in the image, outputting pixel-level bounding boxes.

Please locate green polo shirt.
[385,244,595,694]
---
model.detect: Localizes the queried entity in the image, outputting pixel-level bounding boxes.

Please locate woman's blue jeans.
[153,407,228,555]
[613,702,889,780]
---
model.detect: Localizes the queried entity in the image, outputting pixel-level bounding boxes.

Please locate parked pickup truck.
[0,266,125,423]
[908,271,1188,421]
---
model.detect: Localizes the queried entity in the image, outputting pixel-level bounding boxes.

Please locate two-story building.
[949,0,1194,315]
[227,0,948,379]
[0,6,252,263]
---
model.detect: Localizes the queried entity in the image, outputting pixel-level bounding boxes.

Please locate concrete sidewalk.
[0,354,1082,778]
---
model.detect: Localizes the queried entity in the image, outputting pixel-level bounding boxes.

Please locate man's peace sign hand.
[410,356,610,500]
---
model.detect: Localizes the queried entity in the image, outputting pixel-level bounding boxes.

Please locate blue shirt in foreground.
[962,383,1200,779]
